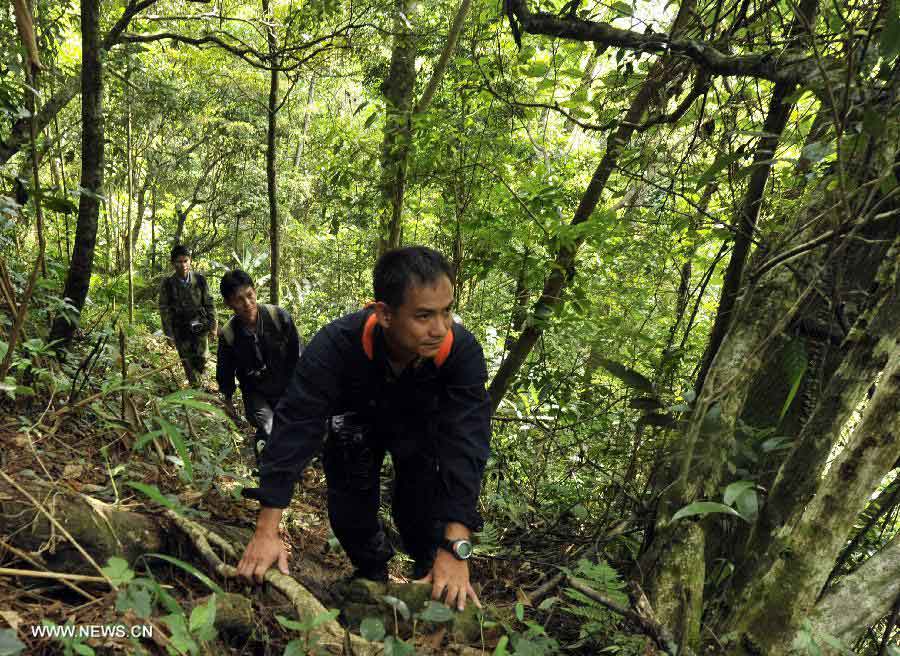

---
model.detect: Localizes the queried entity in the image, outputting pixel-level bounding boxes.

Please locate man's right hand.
[237,507,289,583]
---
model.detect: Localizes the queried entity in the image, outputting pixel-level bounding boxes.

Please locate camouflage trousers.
[174,335,208,386]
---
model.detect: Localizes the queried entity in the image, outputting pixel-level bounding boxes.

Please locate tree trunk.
[811,531,900,646]
[50,0,104,343]
[377,0,419,255]
[125,54,134,324]
[263,0,280,305]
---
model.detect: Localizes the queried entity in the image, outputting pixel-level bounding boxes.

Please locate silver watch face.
[453,540,473,559]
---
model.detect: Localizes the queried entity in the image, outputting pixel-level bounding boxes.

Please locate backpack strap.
[261,304,282,334]
[361,310,454,367]
[222,317,237,347]
[223,305,283,347]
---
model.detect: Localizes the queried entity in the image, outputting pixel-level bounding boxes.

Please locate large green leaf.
[672,501,747,522]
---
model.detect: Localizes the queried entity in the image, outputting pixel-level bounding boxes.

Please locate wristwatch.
[440,538,474,561]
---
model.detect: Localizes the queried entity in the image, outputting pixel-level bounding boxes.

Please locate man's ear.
[373,302,392,328]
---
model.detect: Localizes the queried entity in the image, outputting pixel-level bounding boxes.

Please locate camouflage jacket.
[159,271,217,340]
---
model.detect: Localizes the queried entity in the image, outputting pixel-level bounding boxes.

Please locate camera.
[246,363,268,380]
[189,320,205,335]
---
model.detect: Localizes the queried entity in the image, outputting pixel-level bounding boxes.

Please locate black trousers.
[322,414,441,578]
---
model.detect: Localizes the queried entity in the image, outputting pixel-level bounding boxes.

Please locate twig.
[0,470,114,588]
[566,577,684,655]
[0,566,108,584]
[0,538,97,600]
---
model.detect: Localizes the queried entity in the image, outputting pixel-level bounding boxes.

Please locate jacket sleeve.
[242,323,344,508]
[200,275,217,334]
[216,332,237,400]
[159,279,174,338]
[432,329,492,531]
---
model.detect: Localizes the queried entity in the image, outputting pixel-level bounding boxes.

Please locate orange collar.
[361,311,453,367]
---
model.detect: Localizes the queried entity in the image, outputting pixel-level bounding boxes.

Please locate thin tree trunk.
[150,185,157,274]
[52,110,71,264]
[125,54,134,323]
[50,0,104,343]
[378,0,419,255]
[0,27,45,377]
[263,0,280,305]
[694,0,817,393]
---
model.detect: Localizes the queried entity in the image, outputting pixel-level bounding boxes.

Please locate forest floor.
[0,327,571,656]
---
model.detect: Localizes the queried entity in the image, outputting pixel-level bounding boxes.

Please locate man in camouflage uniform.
[159,245,217,386]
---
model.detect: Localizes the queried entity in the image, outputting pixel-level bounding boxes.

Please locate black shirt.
[216,305,301,400]
[243,309,492,531]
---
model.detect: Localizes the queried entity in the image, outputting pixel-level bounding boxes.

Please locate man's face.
[378,275,454,362]
[225,285,258,326]
[173,255,191,278]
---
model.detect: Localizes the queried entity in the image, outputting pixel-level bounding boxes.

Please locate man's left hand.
[417,548,481,611]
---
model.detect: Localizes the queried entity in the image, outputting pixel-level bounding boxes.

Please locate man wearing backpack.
[237,247,491,612]
[159,245,217,386]
[216,269,302,465]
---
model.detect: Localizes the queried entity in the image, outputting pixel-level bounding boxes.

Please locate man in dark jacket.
[237,247,491,611]
[216,270,301,464]
[159,245,217,386]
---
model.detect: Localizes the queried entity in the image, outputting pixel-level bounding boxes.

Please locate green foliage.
[0,629,26,656]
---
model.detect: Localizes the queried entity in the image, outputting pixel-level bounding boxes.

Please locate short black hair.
[373,246,454,308]
[170,244,190,262]
[220,269,254,301]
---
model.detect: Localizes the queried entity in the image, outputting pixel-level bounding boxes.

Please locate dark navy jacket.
[243,308,492,531]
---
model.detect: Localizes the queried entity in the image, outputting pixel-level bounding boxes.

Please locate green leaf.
[116,586,153,618]
[880,0,900,61]
[41,194,78,214]
[381,595,411,621]
[126,481,180,511]
[283,639,305,656]
[696,151,745,189]
[189,595,217,642]
[384,636,415,656]
[101,556,135,586]
[492,636,510,656]
[671,501,746,522]
[0,629,26,656]
[363,111,379,129]
[72,644,95,656]
[515,602,525,622]
[723,481,755,507]
[144,554,225,595]
[417,601,454,623]
[155,417,193,482]
[526,62,549,77]
[308,609,339,629]
[537,596,560,611]
[162,613,198,655]
[360,617,386,641]
[611,1,632,15]
[596,358,654,393]
[735,488,758,520]
[779,338,807,422]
